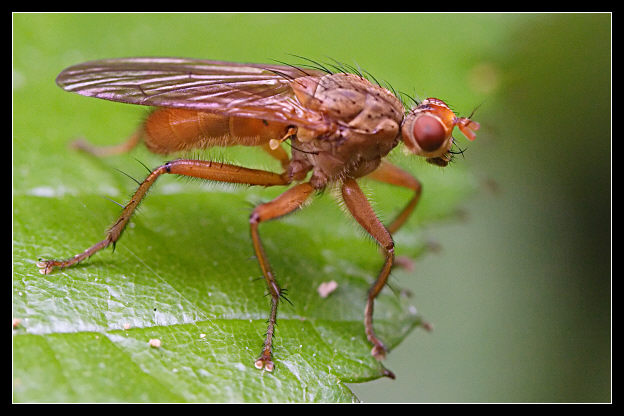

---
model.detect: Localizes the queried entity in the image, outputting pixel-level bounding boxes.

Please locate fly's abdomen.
[143,108,290,154]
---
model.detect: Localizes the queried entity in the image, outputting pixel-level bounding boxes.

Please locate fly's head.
[401,98,480,167]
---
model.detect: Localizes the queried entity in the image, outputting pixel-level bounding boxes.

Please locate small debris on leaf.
[317,280,338,298]
[148,338,162,348]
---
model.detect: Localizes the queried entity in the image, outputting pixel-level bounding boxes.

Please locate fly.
[37,57,479,377]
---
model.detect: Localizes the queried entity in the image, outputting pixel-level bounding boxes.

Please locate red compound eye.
[412,115,447,152]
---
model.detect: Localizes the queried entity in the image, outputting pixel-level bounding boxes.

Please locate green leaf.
[14,149,476,402]
[13,13,479,403]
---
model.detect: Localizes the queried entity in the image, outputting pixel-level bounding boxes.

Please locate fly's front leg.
[37,159,290,274]
[249,182,316,371]
[367,161,422,270]
[341,178,395,364]
[261,142,290,170]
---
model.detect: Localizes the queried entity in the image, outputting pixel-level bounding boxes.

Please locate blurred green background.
[13,13,611,402]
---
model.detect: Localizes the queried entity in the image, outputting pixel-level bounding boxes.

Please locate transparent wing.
[56,57,329,130]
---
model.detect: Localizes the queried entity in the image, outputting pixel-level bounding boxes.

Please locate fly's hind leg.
[71,127,144,157]
[249,182,316,371]
[37,159,291,274]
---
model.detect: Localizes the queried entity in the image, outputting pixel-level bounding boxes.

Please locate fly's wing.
[56,57,329,131]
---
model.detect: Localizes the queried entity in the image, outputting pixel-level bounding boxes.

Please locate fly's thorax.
[293,73,404,131]
[292,73,405,181]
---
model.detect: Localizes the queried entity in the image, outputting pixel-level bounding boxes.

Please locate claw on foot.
[254,356,274,372]
[69,138,91,152]
[371,343,387,360]
[422,321,434,332]
[36,260,56,275]
[381,367,396,379]
[371,342,396,378]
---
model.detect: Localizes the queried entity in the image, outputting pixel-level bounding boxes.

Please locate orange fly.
[37,57,479,376]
